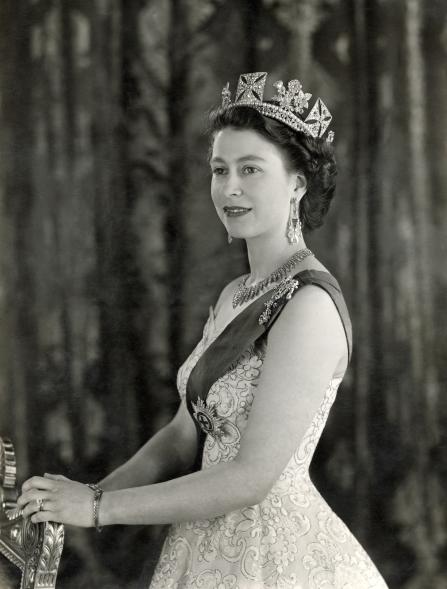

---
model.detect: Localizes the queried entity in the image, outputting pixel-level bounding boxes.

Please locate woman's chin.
[223,221,269,241]
[226,229,252,240]
[227,232,262,242]
[224,222,257,240]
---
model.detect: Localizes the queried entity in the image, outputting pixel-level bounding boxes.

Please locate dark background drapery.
[0,0,446,587]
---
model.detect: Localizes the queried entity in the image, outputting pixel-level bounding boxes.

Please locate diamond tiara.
[221,72,334,143]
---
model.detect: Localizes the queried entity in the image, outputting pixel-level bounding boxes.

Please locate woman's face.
[210,128,304,242]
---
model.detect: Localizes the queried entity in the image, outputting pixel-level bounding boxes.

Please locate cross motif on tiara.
[235,72,267,104]
[304,98,332,138]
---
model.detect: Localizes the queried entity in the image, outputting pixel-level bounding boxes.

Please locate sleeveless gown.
[149,271,389,589]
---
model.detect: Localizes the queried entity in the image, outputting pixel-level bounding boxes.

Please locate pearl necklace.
[232,248,314,308]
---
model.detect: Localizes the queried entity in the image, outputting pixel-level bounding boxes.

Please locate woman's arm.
[98,400,198,491]
[100,284,348,525]
[19,284,347,527]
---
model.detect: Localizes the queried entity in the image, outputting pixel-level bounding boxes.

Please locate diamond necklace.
[232,248,314,308]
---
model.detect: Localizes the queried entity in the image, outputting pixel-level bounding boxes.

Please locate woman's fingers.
[18,479,58,509]
[44,473,68,481]
[17,476,93,528]
[19,474,68,511]
[22,475,58,493]
[21,497,40,518]
[31,509,53,524]
[18,488,41,508]
[20,494,54,518]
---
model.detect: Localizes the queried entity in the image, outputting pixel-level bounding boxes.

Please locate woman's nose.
[226,172,243,197]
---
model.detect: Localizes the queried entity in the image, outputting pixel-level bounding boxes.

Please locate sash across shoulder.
[185,269,353,469]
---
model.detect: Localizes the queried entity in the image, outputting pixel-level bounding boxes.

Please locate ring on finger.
[36,498,45,512]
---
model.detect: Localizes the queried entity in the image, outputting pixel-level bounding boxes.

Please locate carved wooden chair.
[0,437,64,588]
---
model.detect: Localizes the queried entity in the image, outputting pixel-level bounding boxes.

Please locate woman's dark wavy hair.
[207,103,337,233]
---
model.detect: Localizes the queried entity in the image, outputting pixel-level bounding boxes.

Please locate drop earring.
[287,197,302,244]
[227,232,233,244]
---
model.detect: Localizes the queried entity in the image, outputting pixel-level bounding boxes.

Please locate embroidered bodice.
[149,303,389,589]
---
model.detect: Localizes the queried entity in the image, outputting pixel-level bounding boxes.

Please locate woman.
[18,72,389,588]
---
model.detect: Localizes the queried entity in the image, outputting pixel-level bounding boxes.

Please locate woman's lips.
[223,206,252,217]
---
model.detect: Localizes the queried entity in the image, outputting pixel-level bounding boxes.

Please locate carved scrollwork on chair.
[0,437,64,588]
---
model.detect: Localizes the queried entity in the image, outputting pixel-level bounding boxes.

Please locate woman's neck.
[244,233,310,286]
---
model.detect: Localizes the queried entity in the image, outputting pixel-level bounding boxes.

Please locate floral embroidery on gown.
[149,302,389,589]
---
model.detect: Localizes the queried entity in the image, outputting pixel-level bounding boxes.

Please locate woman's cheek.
[210,185,220,209]
[210,191,225,223]
[211,178,224,202]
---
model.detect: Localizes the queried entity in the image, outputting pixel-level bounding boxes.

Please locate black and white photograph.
[0,1,445,588]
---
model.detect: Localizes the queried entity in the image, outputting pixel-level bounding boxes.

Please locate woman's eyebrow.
[210,155,267,163]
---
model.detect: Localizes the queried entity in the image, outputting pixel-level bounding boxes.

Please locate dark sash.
[186,269,353,470]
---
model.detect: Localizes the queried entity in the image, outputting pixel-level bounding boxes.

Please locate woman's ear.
[294,172,307,195]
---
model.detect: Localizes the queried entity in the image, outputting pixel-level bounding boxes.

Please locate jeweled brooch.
[191,398,226,438]
[258,277,300,325]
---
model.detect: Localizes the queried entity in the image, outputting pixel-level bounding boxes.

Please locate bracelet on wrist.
[86,483,104,532]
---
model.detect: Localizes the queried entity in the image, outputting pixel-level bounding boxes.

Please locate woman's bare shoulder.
[269,284,349,376]
[296,256,331,274]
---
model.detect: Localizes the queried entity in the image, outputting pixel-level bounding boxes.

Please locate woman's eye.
[211,167,226,175]
[242,166,259,174]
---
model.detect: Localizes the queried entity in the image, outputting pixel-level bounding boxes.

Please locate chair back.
[0,437,64,589]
